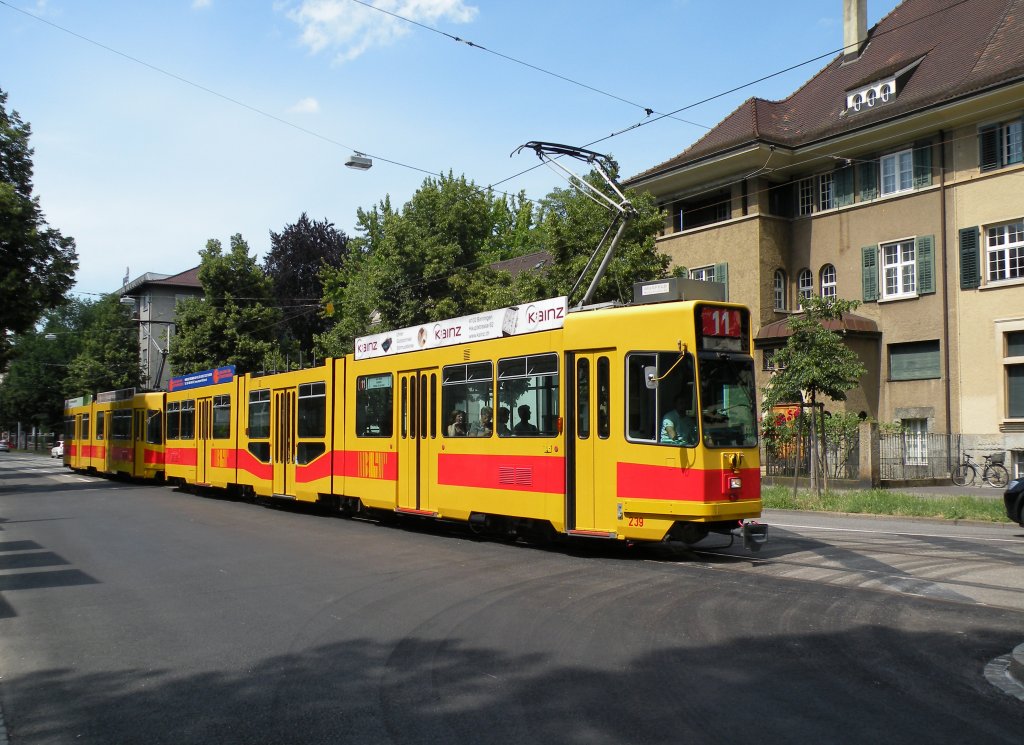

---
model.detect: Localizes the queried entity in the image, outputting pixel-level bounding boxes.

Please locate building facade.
[119,268,202,391]
[625,0,1024,474]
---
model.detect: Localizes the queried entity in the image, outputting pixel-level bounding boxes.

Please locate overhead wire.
[2,0,992,303]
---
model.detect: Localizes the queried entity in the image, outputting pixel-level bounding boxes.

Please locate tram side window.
[626,352,697,447]
[356,374,393,437]
[166,402,181,440]
[212,395,231,440]
[442,362,493,437]
[180,400,196,439]
[146,409,163,445]
[112,410,132,440]
[297,383,326,438]
[80,414,90,442]
[64,417,75,442]
[498,353,559,437]
[96,411,106,440]
[248,389,271,462]
[296,382,326,464]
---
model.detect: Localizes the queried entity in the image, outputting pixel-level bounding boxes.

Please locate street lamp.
[345,152,372,170]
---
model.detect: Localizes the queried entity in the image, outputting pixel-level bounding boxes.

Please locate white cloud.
[192,0,212,9]
[288,96,320,113]
[282,0,478,63]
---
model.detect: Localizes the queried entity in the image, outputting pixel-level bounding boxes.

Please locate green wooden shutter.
[857,160,878,202]
[835,165,854,207]
[913,141,932,188]
[959,226,981,289]
[714,262,729,301]
[979,126,1000,172]
[916,235,935,294]
[861,245,878,302]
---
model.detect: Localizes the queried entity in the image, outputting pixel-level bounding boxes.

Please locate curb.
[985,642,1024,701]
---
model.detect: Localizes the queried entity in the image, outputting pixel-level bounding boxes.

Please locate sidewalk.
[893,483,1009,499]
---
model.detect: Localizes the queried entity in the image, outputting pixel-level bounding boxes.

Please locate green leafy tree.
[170,234,282,374]
[317,174,516,355]
[264,213,350,355]
[62,295,143,398]
[761,296,867,493]
[533,164,669,305]
[0,88,79,370]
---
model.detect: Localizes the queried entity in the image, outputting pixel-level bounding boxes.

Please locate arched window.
[820,264,837,298]
[773,269,787,311]
[797,268,813,309]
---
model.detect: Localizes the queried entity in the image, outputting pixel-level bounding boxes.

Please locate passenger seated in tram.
[496,407,511,436]
[470,406,493,437]
[661,394,698,446]
[513,405,539,435]
[447,410,468,437]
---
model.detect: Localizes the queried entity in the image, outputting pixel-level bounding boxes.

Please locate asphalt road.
[1,452,1022,744]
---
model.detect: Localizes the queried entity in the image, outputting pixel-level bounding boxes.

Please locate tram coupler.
[731,520,768,552]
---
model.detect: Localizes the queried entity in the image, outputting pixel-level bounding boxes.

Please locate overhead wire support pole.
[513,141,636,307]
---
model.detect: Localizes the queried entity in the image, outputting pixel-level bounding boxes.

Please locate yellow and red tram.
[65,288,766,549]
[63,390,166,479]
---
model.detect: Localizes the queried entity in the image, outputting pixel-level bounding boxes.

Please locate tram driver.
[661,394,698,446]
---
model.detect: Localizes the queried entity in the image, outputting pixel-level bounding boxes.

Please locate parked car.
[51,441,64,458]
[1005,477,1024,528]
[0,440,9,452]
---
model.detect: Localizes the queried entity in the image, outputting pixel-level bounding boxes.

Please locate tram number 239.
[627,517,645,527]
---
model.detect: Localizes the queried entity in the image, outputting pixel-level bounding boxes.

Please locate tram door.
[397,369,437,512]
[196,397,212,484]
[567,352,615,532]
[272,388,296,496]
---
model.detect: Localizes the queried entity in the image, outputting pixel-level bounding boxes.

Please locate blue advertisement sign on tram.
[168,365,236,391]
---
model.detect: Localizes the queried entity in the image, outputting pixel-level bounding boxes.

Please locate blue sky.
[1,0,902,298]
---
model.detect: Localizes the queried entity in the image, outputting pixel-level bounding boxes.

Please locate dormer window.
[846,75,898,113]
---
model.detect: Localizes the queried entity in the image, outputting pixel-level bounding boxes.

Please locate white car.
[51,441,64,458]
[0,440,9,453]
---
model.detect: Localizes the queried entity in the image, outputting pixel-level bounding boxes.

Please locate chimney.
[843,0,868,61]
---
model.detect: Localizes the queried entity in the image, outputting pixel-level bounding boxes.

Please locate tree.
[169,234,282,374]
[316,174,519,355]
[264,213,350,354]
[0,87,79,370]
[531,163,669,306]
[62,294,144,398]
[760,296,867,494]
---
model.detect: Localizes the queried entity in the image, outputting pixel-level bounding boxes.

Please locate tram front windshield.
[698,355,758,448]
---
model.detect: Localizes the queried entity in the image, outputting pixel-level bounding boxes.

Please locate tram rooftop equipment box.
[633,278,726,305]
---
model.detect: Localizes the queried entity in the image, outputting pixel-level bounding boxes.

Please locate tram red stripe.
[296,452,332,483]
[616,463,760,502]
[437,453,565,493]
[229,448,273,481]
[340,450,398,481]
[165,446,197,466]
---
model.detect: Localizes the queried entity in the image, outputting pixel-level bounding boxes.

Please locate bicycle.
[951,452,1009,488]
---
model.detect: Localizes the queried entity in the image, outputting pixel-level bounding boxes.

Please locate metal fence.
[879,432,959,481]
[762,429,860,481]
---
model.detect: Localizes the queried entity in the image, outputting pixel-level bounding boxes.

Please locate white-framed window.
[880,149,914,195]
[820,264,837,298]
[986,220,1024,283]
[1006,330,1024,420]
[689,265,714,283]
[797,269,813,309]
[773,269,787,310]
[798,178,815,216]
[819,173,835,211]
[902,418,928,466]
[882,238,916,298]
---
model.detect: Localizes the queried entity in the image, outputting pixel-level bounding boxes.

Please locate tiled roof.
[154,266,202,288]
[755,312,881,342]
[489,251,553,277]
[631,0,1024,181]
